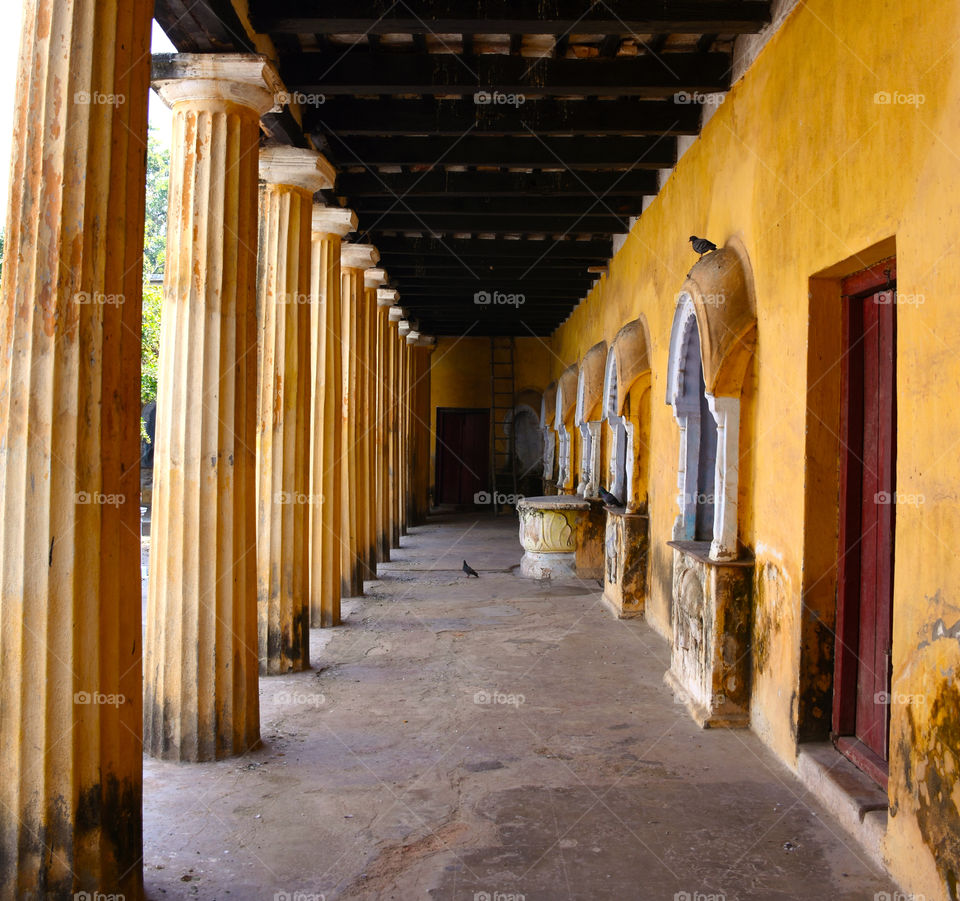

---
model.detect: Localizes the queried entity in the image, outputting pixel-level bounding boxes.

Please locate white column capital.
[398,319,418,336]
[415,335,436,349]
[341,243,380,270]
[152,53,282,115]
[377,288,399,307]
[260,145,335,192]
[364,267,388,288]
[312,204,356,237]
[388,306,406,322]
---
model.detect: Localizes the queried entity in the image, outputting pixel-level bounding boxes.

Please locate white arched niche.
[554,365,578,493]
[602,346,630,504]
[540,382,557,482]
[574,341,607,498]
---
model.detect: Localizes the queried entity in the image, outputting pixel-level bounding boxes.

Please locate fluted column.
[309,206,356,627]
[340,244,379,595]
[376,289,398,561]
[0,4,151,894]
[145,55,280,762]
[388,307,405,547]
[256,147,334,674]
[363,268,388,574]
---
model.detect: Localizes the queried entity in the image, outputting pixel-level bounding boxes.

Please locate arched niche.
[574,341,607,498]
[540,381,558,482]
[603,317,651,510]
[554,364,579,493]
[666,244,757,561]
[507,388,544,491]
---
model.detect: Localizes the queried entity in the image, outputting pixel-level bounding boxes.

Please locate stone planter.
[664,540,753,728]
[516,495,590,579]
[602,509,649,617]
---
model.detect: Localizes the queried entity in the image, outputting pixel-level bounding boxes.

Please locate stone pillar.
[363,268,388,573]
[256,147,334,674]
[0,3,152,894]
[145,55,280,762]
[376,289,398,560]
[309,207,356,627]
[340,244,379,595]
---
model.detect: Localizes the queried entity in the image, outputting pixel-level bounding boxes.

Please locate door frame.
[833,258,897,788]
[434,407,490,506]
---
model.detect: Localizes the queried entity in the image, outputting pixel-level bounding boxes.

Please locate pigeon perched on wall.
[598,486,624,508]
[689,235,718,258]
[462,560,479,578]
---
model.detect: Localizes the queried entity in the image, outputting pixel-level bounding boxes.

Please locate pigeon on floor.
[689,235,718,258]
[462,560,479,578]
[598,486,624,508]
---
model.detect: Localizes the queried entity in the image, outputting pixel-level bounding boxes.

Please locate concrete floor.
[143,511,897,901]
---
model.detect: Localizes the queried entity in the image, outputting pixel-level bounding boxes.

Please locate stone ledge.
[797,742,890,871]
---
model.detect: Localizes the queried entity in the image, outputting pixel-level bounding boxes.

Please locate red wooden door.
[435,408,490,505]
[835,262,897,784]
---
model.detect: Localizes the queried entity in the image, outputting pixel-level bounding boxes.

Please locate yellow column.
[376,289,399,561]
[146,55,280,762]
[256,147,335,674]
[363,268,388,573]
[309,206,356,627]
[388,307,405,547]
[340,244,379,595]
[0,3,151,894]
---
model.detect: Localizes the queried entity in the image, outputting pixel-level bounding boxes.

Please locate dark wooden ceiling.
[154,1,772,336]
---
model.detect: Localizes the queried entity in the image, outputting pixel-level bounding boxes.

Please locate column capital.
[398,319,418,336]
[416,335,437,349]
[341,243,380,270]
[388,305,406,322]
[152,52,282,115]
[313,204,357,237]
[364,267,389,288]
[377,287,399,307]
[260,145,335,192]
[405,330,421,344]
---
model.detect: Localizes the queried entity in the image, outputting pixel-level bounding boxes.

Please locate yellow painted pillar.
[309,206,356,627]
[376,289,399,561]
[256,147,334,674]
[357,283,376,580]
[146,55,280,762]
[0,3,151,894]
[340,244,379,595]
[387,307,405,547]
[363,268,388,573]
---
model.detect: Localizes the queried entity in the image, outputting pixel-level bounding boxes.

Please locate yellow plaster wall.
[549,3,960,897]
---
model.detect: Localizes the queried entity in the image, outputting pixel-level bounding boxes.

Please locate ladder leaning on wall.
[489,336,518,515]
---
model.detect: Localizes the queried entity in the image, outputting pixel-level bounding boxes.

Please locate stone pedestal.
[574,497,606,580]
[664,541,754,728]
[309,207,355,627]
[0,3,152,893]
[517,496,591,579]
[146,56,281,761]
[256,147,334,674]
[602,510,650,617]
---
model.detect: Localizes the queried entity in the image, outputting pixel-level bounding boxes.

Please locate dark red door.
[435,408,490,505]
[835,262,896,784]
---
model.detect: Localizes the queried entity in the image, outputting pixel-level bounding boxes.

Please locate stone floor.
[143,511,897,900]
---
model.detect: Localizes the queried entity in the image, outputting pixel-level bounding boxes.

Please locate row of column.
[0,28,434,898]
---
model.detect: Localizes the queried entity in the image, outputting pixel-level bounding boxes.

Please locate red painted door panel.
[435,409,489,505]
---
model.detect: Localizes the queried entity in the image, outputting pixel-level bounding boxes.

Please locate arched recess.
[540,381,558,484]
[665,244,757,561]
[574,341,607,498]
[555,364,579,493]
[603,317,652,512]
[506,388,544,494]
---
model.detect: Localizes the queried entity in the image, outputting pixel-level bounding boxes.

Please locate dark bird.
[462,560,479,578]
[598,486,624,508]
[689,235,718,258]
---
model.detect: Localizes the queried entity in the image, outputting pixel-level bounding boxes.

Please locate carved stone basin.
[516,495,591,579]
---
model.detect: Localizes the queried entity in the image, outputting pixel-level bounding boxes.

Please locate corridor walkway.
[143,513,895,900]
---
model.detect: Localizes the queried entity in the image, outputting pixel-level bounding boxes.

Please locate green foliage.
[141,285,163,408]
[143,128,169,278]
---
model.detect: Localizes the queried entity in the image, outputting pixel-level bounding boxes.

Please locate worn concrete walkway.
[143,512,896,900]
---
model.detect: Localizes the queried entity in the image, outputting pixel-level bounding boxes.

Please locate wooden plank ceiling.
[154,1,771,336]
